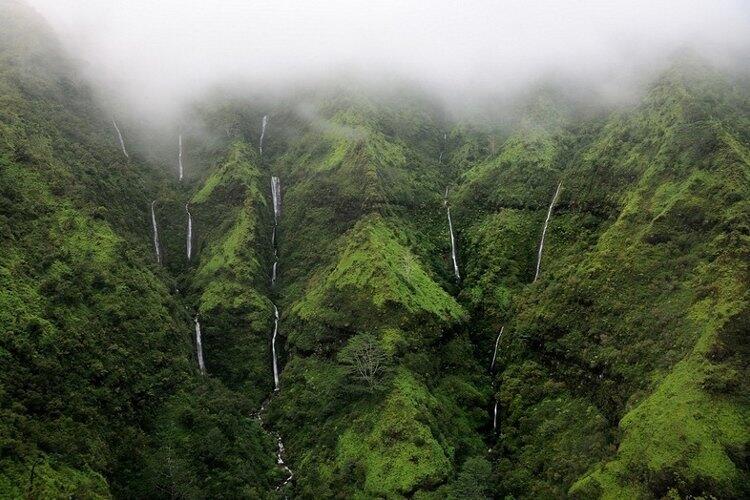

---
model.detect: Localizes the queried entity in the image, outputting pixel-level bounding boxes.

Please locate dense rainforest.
[1,1,748,498]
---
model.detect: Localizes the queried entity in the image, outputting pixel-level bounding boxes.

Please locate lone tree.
[337,333,389,391]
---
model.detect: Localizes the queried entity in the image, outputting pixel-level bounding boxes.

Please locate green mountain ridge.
[1,1,748,498]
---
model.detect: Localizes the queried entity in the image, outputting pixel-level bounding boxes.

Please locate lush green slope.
[1,2,748,498]
[455,63,750,498]
[0,2,277,497]
[188,141,274,403]
[245,95,489,497]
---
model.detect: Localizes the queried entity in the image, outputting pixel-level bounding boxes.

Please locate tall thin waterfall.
[444,188,460,280]
[271,176,281,222]
[490,326,504,371]
[112,118,129,159]
[185,203,192,260]
[534,181,562,282]
[493,401,498,431]
[269,177,283,388]
[150,200,161,264]
[178,134,183,181]
[263,174,291,488]
[270,233,278,284]
[447,207,460,280]
[194,316,206,375]
[270,176,281,287]
[271,304,280,391]
[259,115,268,155]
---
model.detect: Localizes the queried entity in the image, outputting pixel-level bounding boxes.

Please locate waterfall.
[185,203,192,260]
[178,134,183,181]
[490,326,504,371]
[259,115,268,155]
[150,200,161,264]
[534,181,562,282]
[444,188,460,280]
[194,316,206,375]
[490,326,504,431]
[112,118,129,159]
[275,434,294,489]
[271,176,282,222]
[447,207,460,280]
[272,304,280,391]
[263,174,292,488]
[270,176,281,287]
[493,401,498,431]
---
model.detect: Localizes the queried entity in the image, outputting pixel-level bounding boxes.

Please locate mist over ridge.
[23,0,750,123]
[2,0,750,498]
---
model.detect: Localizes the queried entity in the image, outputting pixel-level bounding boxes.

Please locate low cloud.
[25,0,750,121]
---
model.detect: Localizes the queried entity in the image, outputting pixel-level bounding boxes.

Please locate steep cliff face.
[0,3,277,498]
[263,99,484,497]
[1,2,748,498]
[183,68,748,499]
[457,65,750,498]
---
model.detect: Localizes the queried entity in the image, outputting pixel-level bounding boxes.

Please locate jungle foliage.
[1,1,748,498]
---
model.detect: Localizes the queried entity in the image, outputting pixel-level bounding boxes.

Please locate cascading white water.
[194,316,206,375]
[185,203,192,260]
[489,326,503,432]
[447,207,460,280]
[275,434,294,489]
[178,134,183,181]
[271,176,281,222]
[493,401,498,431]
[259,115,268,155]
[262,175,292,488]
[112,118,129,159]
[272,304,280,391]
[253,409,293,490]
[150,200,161,264]
[490,326,504,371]
[534,181,562,282]
[444,188,460,280]
[270,176,281,287]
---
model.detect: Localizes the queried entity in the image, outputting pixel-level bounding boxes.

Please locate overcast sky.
[26,0,750,118]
